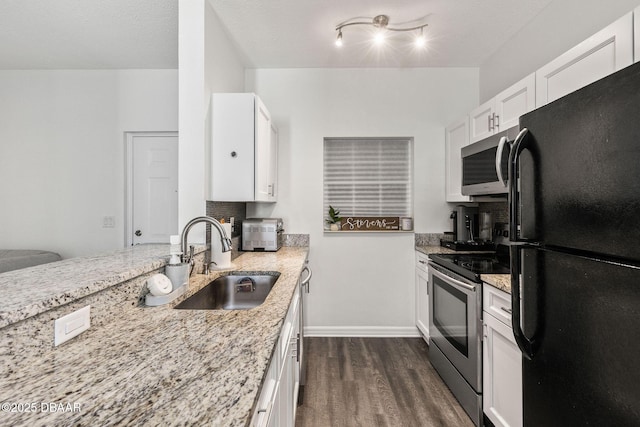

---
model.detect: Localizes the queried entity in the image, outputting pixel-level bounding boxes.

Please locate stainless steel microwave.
[461,127,520,196]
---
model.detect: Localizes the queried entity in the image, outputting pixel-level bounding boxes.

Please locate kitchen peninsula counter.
[0,246,309,427]
[415,245,511,293]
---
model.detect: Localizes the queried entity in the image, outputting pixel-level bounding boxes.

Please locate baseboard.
[304,325,421,337]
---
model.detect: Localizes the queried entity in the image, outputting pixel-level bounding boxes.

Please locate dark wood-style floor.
[295,337,474,427]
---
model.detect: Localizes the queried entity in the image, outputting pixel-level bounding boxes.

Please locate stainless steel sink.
[174,272,280,310]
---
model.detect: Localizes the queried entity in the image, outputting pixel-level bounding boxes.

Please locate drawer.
[415,251,429,273]
[483,284,512,326]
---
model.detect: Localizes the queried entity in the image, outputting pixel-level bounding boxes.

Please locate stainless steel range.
[427,231,510,426]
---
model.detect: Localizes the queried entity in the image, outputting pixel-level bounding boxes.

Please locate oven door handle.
[430,265,476,291]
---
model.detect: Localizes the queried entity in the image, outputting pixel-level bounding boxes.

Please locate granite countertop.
[0,244,205,329]
[481,274,511,293]
[415,245,511,293]
[415,245,457,255]
[0,247,309,427]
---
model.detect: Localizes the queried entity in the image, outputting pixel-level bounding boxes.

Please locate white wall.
[479,0,639,102]
[0,69,177,258]
[178,0,244,243]
[246,68,478,335]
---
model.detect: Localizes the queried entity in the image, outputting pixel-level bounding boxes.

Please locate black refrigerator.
[508,61,640,426]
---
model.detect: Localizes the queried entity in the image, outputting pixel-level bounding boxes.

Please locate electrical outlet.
[54,306,91,346]
[102,216,115,228]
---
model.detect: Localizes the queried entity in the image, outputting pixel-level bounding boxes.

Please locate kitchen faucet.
[180,216,232,267]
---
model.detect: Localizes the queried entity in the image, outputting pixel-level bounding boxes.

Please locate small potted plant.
[326,205,342,231]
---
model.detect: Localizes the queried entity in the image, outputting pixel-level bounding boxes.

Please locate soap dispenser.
[165,235,189,291]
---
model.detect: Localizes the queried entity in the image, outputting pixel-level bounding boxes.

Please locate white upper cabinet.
[469,99,495,143]
[254,97,275,202]
[470,73,535,143]
[536,12,633,107]
[268,123,279,201]
[445,117,471,202]
[210,93,278,202]
[494,73,536,131]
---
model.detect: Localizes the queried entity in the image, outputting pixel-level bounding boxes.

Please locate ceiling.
[0,0,554,70]
[0,0,178,69]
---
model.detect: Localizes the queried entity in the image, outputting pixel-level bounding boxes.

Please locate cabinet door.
[483,313,523,427]
[278,348,293,426]
[536,12,633,107]
[255,96,272,202]
[268,123,278,201]
[268,380,282,427]
[210,93,256,201]
[251,359,278,427]
[415,265,429,341]
[494,73,535,131]
[290,292,301,421]
[445,117,471,202]
[469,99,496,143]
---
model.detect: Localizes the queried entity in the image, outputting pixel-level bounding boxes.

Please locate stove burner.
[440,239,495,252]
[460,259,494,270]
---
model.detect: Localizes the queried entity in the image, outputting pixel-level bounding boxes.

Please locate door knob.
[135,230,142,236]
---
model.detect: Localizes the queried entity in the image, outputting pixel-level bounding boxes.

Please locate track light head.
[414,28,426,48]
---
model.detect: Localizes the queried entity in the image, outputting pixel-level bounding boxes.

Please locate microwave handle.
[495,136,509,187]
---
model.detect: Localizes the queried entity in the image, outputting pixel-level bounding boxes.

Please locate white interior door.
[129,133,178,245]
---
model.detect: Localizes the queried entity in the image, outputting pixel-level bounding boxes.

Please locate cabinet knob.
[135,230,142,236]
[230,151,237,158]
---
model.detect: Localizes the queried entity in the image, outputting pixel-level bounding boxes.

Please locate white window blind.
[323,137,414,219]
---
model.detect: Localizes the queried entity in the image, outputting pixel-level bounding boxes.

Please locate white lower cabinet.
[483,285,522,427]
[252,287,301,427]
[415,252,429,341]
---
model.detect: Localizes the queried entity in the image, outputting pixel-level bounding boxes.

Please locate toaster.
[242,218,283,251]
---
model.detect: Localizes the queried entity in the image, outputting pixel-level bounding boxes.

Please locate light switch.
[54,306,91,346]
[102,216,115,228]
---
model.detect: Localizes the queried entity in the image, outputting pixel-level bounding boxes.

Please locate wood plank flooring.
[295,337,474,427]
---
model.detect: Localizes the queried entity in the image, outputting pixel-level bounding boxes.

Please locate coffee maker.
[450,206,478,242]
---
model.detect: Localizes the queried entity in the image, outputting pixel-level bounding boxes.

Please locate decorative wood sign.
[340,216,400,231]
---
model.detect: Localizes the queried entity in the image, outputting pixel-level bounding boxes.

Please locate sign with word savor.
[340,217,401,231]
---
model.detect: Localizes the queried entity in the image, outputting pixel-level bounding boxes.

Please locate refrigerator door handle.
[495,136,509,188]
[508,127,530,242]
[510,244,538,359]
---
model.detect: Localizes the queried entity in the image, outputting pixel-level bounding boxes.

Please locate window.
[323,137,413,231]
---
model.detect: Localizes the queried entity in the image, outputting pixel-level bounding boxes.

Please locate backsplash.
[206,201,247,239]
[282,234,310,247]
[415,233,445,246]
[418,202,507,247]
[477,201,509,225]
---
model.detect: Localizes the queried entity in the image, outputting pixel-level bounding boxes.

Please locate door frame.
[124,131,179,247]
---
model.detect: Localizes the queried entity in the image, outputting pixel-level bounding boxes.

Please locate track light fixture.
[335,14,428,48]
[335,29,343,47]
